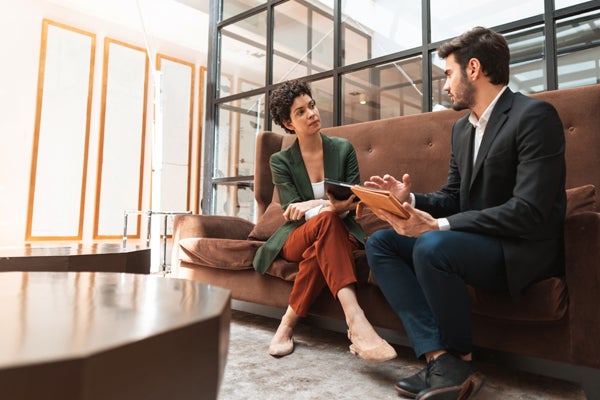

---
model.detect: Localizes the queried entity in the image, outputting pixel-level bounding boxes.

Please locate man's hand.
[378,203,439,237]
[364,173,411,203]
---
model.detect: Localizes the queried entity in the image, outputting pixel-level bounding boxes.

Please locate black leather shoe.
[394,366,428,398]
[415,353,485,400]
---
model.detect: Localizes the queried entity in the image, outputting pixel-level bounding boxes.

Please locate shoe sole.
[417,372,485,400]
[394,384,418,398]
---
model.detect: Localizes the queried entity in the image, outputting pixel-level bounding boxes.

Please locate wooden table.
[0,271,231,400]
[0,243,150,274]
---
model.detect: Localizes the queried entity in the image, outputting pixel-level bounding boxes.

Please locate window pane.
[214,183,256,221]
[341,0,421,66]
[215,93,266,179]
[310,77,334,129]
[222,0,266,21]
[430,0,543,42]
[555,0,588,9]
[219,11,267,97]
[342,56,423,124]
[273,1,334,83]
[506,26,546,94]
[557,12,600,89]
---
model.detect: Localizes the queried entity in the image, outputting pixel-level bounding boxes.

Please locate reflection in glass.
[342,56,423,124]
[341,0,421,66]
[273,1,333,82]
[555,0,587,9]
[506,26,545,94]
[219,11,266,97]
[556,12,600,89]
[215,183,256,221]
[430,0,543,43]
[214,93,265,179]
[310,77,334,129]
[222,0,266,21]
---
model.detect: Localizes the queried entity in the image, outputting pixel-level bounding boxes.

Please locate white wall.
[0,0,208,245]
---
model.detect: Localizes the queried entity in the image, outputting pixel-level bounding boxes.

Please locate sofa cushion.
[248,201,285,241]
[469,277,568,322]
[566,184,595,217]
[179,237,262,270]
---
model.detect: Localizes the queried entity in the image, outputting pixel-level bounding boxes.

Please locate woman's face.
[283,93,321,136]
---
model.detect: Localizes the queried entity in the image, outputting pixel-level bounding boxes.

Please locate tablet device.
[324,179,359,201]
[351,185,410,219]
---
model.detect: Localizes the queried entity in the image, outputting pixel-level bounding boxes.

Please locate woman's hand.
[283,200,324,221]
[364,173,411,203]
[325,193,357,214]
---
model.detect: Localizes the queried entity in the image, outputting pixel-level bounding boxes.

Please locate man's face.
[443,54,475,111]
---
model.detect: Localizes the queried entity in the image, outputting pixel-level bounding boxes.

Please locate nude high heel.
[268,337,295,357]
[348,330,397,363]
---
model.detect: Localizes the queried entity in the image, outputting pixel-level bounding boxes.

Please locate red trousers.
[281,211,360,317]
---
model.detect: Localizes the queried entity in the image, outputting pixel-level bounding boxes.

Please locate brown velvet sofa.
[172,84,600,396]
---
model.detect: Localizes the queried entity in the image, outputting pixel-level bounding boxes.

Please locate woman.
[252,80,396,362]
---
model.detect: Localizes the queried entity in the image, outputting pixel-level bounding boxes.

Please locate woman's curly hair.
[269,80,312,134]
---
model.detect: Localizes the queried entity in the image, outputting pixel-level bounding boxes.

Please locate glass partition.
[506,26,546,94]
[214,92,265,179]
[219,11,267,97]
[430,0,543,43]
[342,56,423,124]
[556,11,600,89]
[273,0,334,82]
[310,76,334,129]
[341,0,421,66]
[222,0,266,21]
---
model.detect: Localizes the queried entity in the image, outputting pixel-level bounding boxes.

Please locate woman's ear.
[282,119,294,132]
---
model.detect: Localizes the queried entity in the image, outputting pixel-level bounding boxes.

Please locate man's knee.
[413,232,450,276]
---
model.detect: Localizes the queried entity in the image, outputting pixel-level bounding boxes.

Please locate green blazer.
[252,133,365,274]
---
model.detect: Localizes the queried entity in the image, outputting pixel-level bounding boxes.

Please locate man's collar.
[469,86,508,128]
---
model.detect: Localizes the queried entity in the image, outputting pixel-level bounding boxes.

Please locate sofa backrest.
[255,84,600,217]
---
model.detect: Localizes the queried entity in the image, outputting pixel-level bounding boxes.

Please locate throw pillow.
[566,184,596,218]
[248,201,285,241]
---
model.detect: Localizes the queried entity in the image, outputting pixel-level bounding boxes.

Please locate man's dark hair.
[269,80,313,134]
[437,26,510,85]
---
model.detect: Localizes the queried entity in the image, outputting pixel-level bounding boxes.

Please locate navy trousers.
[366,229,507,358]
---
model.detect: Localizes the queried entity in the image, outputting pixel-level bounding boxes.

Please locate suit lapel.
[459,123,475,205]
[470,89,514,186]
[322,134,339,180]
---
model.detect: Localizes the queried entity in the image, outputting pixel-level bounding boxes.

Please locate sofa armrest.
[564,211,600,365]
[173,214,255,240]
[171,214,256,271]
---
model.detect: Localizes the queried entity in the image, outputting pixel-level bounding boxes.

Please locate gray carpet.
[219,310,585,400]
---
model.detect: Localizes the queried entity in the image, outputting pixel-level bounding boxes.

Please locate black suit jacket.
[415,89,566,297]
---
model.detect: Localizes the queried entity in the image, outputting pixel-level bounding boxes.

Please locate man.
[365,27,566,400]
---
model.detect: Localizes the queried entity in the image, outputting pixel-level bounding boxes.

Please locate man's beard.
[451,74,475,111]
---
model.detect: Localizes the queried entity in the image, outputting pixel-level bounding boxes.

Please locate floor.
[219,310,587,400]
